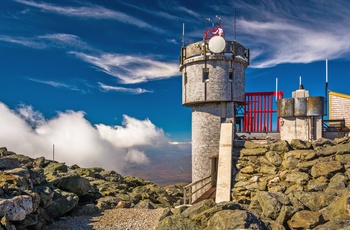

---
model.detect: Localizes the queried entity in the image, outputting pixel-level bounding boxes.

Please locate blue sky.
[0,0,350,173]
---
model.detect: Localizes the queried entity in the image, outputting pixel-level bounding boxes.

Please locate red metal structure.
[242,92,284,132]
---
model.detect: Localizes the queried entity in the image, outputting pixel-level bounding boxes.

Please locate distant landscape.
[124,151,191,186]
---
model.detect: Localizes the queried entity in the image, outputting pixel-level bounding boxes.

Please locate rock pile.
[157,137,350,230]
[0,147,183,229]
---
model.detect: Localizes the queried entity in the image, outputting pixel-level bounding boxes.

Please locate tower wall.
[191,102,235,182]
[180,40,249,183]
[182,58,246,105]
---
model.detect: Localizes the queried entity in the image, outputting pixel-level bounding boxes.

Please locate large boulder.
[182,199,216,219]
[206,210,267,230]
[56,174,94,196]
[290,139,312,150]
[0,195,33,221]
[311,161,344,178]
[0,158,20,170]
[326,191,350,221]
[156,214,198,230]
[45,189,79,219]
[287,210,323,229]
[250,191,288,220]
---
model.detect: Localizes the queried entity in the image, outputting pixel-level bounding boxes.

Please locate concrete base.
[215,123,233,203]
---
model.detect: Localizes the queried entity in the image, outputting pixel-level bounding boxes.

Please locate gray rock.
[292,191,335,211]
[250,191,283,220]
[134,199,157,209]
[285,171,309,185]
[307,176,328,192]
[45,189,79,219]
[69,204,99,216]
[268,140,291,152]
[313,137,336,147]
[0,158,20,170]
[265,151,283,166]
[205,210,267,230]
[335,154,350,164]
[240,148,267,156]
[57,175,94,196]
[290,139,312,150]
[116,200,132,209]
[156,214,198,230]
[0,195,33,221]
[328,173,347,190]
[244,141,267,149]
[288,210,323,229]
[182,199,216,219]
[96,196,121,211]
[327,190,350,221]
[4,154,32,165]
[311,161,344,178]
[314,220,350,230]
[276,205,299,227]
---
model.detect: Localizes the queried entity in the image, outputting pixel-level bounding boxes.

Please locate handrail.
[323,119,347,132]
[183,175,212,204]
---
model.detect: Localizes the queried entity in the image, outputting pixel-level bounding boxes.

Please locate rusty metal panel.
[307,97,324,116]
[278,98,294,117]
[294,97,307,116]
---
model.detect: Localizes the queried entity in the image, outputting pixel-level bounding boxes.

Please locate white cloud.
[124,149,150,165]
[96,115,168,148]
[0,35,47,49]
[27,78,88,93]
[98,82,153,94]
[0,102,189,174]
[0,33,91,50]
[14,0,164,33]
[233,0,350,68]
[70,52,180,84]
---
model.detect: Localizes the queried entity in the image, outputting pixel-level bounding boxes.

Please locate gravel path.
[44,208,165,230]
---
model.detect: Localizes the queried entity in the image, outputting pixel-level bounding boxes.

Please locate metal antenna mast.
[182,23,185,48]
[234,8,237,41]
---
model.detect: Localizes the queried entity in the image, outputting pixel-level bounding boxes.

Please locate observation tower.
[180,18,250,201]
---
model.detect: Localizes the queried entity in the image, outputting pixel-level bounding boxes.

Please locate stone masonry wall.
[191,102,235,182]
[329,91,350,128]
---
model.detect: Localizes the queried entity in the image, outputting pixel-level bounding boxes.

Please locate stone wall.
[157,137,350,230]
[329,91,350,128]
[232,137,350,229]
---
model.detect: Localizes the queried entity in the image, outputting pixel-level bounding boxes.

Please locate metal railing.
[323,119,346,132]
[183,175,212,204]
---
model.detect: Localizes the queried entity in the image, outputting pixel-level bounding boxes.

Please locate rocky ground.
[0,146,183,229]
[2,136,350,229]
[44,208,165,230]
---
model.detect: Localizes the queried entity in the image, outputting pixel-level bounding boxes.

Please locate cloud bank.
[0,102,189,173]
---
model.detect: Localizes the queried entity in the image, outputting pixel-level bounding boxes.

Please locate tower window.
[203,68,209,82]
[184,72,188,85]
[229,68,234,81]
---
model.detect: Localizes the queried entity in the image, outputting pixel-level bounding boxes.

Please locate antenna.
[53,144,55,161]
[182,23,185,47]
[325,59,329,116]
[234,8,237,41]
[216,15,221,24]
[276,78,278,102]
[298,76,304,89]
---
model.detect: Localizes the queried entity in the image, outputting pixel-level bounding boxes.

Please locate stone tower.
[180,31,250,183]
